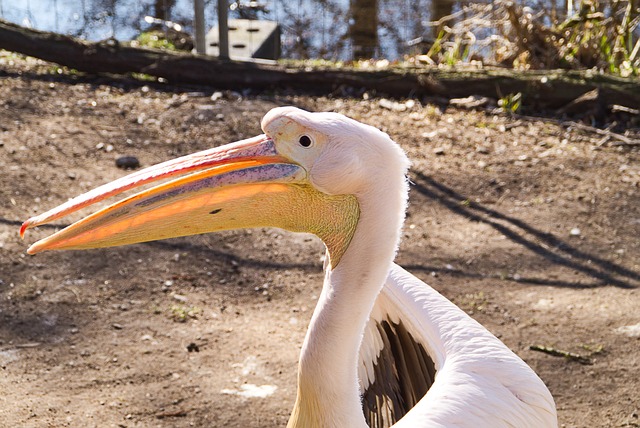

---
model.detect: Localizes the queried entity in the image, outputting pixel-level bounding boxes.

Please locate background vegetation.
[2,0,638,75]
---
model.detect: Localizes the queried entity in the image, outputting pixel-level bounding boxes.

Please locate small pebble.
[172,293,188,302]
[115,156,140,170]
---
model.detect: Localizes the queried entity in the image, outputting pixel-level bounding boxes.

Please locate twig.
[610,140,640,147]
[611,104,640,115]
[0,342,42,352]
[155,410,188,419]
[62,286,82,303]
[502,114,640,147]
[562,121,640,146]
[529,345,593,364]
[422,9,467,28]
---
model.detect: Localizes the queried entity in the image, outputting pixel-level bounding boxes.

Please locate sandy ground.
[0,53,639,427]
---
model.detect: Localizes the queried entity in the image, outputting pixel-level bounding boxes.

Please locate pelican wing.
[358,263,557,428]
[359,308,436,427]
[359,264,439,427]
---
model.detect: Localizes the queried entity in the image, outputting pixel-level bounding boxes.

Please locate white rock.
[221,384,277,398]
[614,323,640,337]
[172,293,188,302]
[533,298,554,310]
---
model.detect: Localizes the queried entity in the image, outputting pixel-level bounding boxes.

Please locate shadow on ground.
[406,171,639,289]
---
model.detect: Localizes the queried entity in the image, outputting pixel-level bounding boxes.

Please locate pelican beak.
[21,135,359,266]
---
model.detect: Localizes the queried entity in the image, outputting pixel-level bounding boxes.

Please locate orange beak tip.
[19,220,31,239]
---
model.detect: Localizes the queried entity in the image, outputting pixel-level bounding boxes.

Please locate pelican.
[21,106,557,427]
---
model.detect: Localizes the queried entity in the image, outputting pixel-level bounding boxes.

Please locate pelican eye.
[298,135,313,148]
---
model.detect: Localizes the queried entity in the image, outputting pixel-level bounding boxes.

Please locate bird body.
[21,106,557,427]
[365,264,557,427]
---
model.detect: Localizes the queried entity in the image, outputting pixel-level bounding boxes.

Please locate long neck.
[288,178,408,428]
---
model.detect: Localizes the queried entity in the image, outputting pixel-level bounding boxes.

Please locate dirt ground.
[0,53,639,428]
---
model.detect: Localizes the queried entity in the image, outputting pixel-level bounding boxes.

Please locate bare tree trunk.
[154,0,176,21]
[350,0,378,59]
[565,0,573,17]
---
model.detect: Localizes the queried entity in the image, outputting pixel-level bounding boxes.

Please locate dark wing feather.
[361,318,436,428]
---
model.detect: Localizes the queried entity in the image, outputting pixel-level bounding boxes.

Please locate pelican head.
[21,106,409,268]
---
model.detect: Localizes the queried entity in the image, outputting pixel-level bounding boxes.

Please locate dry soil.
[0,54,639,427]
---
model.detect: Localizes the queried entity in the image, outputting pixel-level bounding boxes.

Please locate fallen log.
[1,18,639,110]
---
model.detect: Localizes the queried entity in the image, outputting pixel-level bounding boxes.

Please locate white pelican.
[21,106,557,427]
